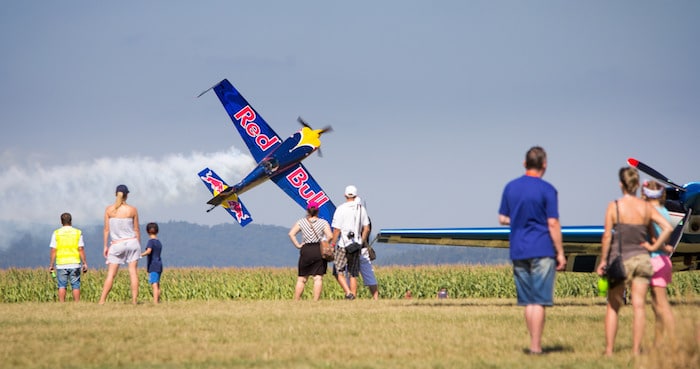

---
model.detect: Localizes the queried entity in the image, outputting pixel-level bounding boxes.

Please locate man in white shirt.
[331,185,370,300]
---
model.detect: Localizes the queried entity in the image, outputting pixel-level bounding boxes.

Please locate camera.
[346,231,355,239]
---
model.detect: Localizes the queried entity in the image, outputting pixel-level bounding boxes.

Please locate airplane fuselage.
[227,129,318,196]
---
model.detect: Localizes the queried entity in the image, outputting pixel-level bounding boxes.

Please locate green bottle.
[597,276,608,297]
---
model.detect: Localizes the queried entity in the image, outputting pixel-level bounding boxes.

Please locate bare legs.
[604,281,649,356]
[367,285,379,300]
[294,275,323,301]
[98,261,139,304]
[58,288,80,302]
[127,260,138,304]
[650,286,675,347]
[524,304,545,353]
[151,282,161,304]
[604,283,623,356]
[336,274,353,297]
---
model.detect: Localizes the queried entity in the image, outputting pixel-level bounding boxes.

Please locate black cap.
[116,184,129,194]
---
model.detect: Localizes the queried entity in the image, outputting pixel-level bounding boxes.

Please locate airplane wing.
[270,163,336,224]
[377,226,603,272]
[206,79,283,162]
[377,224,699,272]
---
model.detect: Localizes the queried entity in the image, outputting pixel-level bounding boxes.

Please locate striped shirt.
[297,217,330,244]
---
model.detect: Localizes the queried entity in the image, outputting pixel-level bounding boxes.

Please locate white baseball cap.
[344,185,357,197]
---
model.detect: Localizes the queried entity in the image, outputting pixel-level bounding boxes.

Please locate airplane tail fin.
[197,167,253,227]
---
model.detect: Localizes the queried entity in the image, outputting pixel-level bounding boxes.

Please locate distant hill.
[0,221,509,269]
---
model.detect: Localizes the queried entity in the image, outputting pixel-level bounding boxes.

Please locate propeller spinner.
[298,116,332,157]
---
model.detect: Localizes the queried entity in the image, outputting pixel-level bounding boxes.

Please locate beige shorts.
[106,238,140,265]
[623,253,653,287]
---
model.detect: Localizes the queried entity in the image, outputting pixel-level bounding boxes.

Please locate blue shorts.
[512,257,556,306]
[56,268,81,290]
[148,272,161,284]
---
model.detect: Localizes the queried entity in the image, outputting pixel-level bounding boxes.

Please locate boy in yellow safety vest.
[49,213,88,302]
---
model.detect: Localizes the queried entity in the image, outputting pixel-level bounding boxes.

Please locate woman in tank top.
[596,167,672,356]
[98,184,141,305]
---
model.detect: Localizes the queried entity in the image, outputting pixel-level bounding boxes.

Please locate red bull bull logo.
[226,200,250,221]
[234,106,280,151]
[285,167,330,207]
[201,171,225,194]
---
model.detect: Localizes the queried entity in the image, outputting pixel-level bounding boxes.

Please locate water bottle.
[597,276,608,297]
[51,270,56,279]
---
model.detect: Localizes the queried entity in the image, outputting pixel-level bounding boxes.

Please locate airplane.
[377,158,700,272]
[196,79,336,226]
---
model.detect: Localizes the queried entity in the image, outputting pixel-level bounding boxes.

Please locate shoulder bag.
[605,201,627,284]
[308,219,334,261]
[344,204,364,254]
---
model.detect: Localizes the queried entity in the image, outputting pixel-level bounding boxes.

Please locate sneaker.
[345,293,355,300]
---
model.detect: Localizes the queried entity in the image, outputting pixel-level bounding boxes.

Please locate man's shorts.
[623,253,653,287]
[358,253,377,286]
[333,249,360,278]
[149,272,162,284]
[650,254,672,288]
[56,268,81,289]
[342,253,377,286]
[512,257,556,306]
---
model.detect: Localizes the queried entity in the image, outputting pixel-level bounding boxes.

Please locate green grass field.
[1,266,698,368]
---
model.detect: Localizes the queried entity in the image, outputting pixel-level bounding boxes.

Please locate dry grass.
[1,298,697,369]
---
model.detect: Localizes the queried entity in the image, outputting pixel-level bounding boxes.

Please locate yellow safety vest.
[54,227,82,265]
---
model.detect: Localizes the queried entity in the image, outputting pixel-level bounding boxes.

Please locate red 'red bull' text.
[285,167,329,207]
[234,106,280,151]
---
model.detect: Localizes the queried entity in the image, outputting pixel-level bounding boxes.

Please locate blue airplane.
[197,79,335,226]
[377,158,699,272]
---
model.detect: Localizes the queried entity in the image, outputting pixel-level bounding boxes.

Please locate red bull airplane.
[377,158,699,272]
[196,79,335,226]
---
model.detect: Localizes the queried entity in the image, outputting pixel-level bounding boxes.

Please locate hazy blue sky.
[1,1,698,244]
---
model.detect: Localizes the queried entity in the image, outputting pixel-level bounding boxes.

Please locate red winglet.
[627,158,639,167]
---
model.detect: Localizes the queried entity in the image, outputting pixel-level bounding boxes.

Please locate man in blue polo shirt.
[499,146,566,355]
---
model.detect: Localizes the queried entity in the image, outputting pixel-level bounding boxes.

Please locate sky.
[1,1,698,248]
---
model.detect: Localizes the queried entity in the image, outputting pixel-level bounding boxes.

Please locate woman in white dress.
[98,184,141,304]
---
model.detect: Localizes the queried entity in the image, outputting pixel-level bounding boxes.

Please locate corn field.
[1,265,699,303]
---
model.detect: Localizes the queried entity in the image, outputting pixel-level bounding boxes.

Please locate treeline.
[0,221,509,269]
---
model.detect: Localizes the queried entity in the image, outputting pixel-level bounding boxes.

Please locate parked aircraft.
[197,79,335,226]
[377,158,699,272]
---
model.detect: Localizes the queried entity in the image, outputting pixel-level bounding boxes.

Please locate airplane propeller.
[627,158,686,192]
[298,116,332,157]
[298,116,333,134]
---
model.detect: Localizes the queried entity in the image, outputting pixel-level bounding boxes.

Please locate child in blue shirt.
[140,222,163,304]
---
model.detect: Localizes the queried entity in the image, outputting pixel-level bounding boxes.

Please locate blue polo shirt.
[499,175,559,261]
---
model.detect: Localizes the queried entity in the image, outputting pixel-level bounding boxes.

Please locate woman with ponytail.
[596,168,673,356]
[98,184,141,304]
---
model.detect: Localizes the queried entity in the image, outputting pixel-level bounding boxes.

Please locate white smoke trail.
[0,147,255,249]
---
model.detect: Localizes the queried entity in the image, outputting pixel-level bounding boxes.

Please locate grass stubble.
[1,297,697,369]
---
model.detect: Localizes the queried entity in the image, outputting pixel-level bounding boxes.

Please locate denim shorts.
[56,268,81,289]
[149,272,161,284]
[358,255,377,286]
[512,257,556,306]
